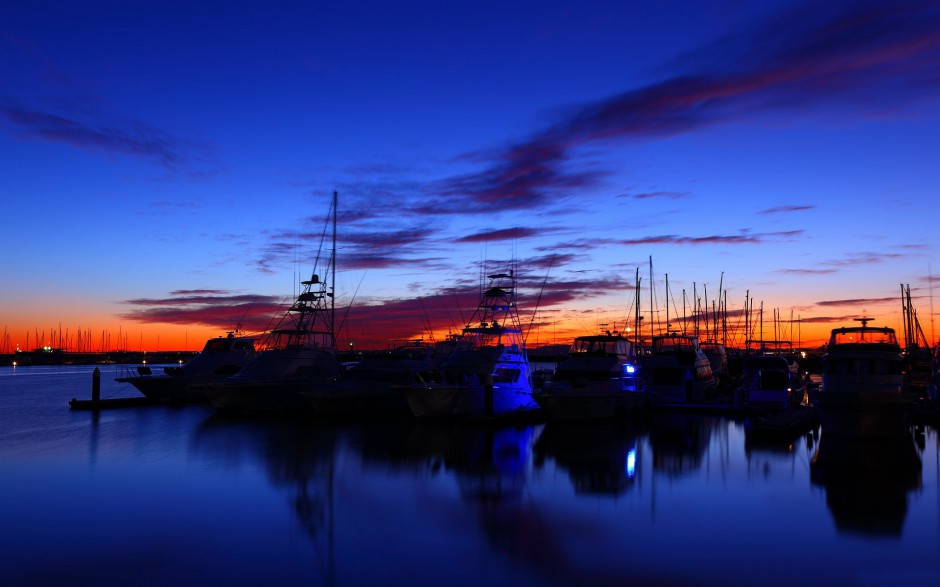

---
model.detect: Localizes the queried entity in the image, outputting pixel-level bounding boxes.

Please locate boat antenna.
[524,254,555,345]
[331,190,337,349]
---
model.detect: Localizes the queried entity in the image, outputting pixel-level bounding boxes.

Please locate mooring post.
[92,367,101,402]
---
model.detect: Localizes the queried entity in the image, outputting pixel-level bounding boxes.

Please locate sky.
[2,0,940,352]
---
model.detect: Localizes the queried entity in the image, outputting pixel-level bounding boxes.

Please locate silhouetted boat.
[533,332,645,419]
[401,270,538,418]
[814,318,916,438]
[739,341,808,412]
[643,333,719,408]
[115,331,257,403]
[303,340,450,415]
[205,192,341,413]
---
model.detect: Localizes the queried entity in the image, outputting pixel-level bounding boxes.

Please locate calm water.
[2,365,940,586]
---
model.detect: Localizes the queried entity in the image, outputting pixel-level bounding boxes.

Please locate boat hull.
[534,392,644,420]
[402,382,539,418]
[305,380,411,415]
[118,374,209,403]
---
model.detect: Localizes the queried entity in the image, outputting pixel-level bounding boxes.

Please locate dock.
[69,396,160,410]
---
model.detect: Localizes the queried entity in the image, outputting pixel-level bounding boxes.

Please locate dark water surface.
[3,365,940,586]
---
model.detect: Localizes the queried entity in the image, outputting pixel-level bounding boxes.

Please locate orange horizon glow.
[2,311,918,355]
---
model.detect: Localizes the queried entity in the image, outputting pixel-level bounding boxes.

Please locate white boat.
[205,192,341,413]
[401,270,538,418]
[643,333,718,407]
[534,332,645,419]
[815,318,915,438]
[116,331,257,403]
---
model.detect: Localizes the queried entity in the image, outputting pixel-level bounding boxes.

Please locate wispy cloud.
[418,1,940,212]
[620,190,691,201]
[618,230,803,246]
[815,297,897,307]
[824,251,906,267]
[455,227,563,243]
[775,268,839,275]
[760,205,815,215]
[1,103,207,171]
[120,292,284,331]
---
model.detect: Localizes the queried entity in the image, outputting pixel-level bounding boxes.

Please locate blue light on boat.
[625,365,636,374]
[626,448,637,478]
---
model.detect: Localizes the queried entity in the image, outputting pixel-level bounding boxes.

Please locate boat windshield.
[829,327,898,347]
[570,338,631,356]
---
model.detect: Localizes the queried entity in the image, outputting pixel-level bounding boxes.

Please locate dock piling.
[92,367,101,402]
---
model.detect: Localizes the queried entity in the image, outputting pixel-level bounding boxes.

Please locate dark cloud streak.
[423,1,940,214]
[1,104,201,170]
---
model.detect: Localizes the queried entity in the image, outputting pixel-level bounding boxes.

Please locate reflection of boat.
[810,433,922,536]
[815,318,916,438]
[205,193,341,413]
[533,332,645,419]
[647,413,712,476]
[402,270,538,418]
[116,331,257,403]
[532,421,640,495]
[643,333,718,407]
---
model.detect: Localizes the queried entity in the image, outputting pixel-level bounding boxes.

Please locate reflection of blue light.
[625,365,635,374]
[626,448,636,478]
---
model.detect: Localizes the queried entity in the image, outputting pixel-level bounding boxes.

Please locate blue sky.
[2,0,940,350]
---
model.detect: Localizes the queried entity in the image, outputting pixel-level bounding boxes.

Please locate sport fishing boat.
[401,270,538,418]
[815,318,915,438]
[116,331,257,403]
[643,333,718,407]
[534,331,645,419]
[205,192,342,413]
[303,340,450,415]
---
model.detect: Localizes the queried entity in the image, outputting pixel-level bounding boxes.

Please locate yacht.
[534,332,645,419]
[643,333,718,407]
[815,318,915,438]
[401,270,538,418]
[205,192,341,413]
[116,331,257,403]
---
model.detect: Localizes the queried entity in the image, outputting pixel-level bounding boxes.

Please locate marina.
[4,364,940,585]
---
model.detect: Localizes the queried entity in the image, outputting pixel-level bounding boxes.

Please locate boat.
[642,333,719,407]
[115,331,257,403]
[401,270,539,418]
[814,318,916,438]
[739,340,808,412]
[204,192,342,413]
[533,331,646,419]
[303,340,450,415]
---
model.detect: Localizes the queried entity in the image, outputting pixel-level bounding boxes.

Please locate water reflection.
[810,431,922,536]
[647,413,714,476]
[532,421,640,495]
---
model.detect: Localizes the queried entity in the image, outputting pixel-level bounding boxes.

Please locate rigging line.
[334,271,365,344]
[524,254,556,346]
[417,296,435,341]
